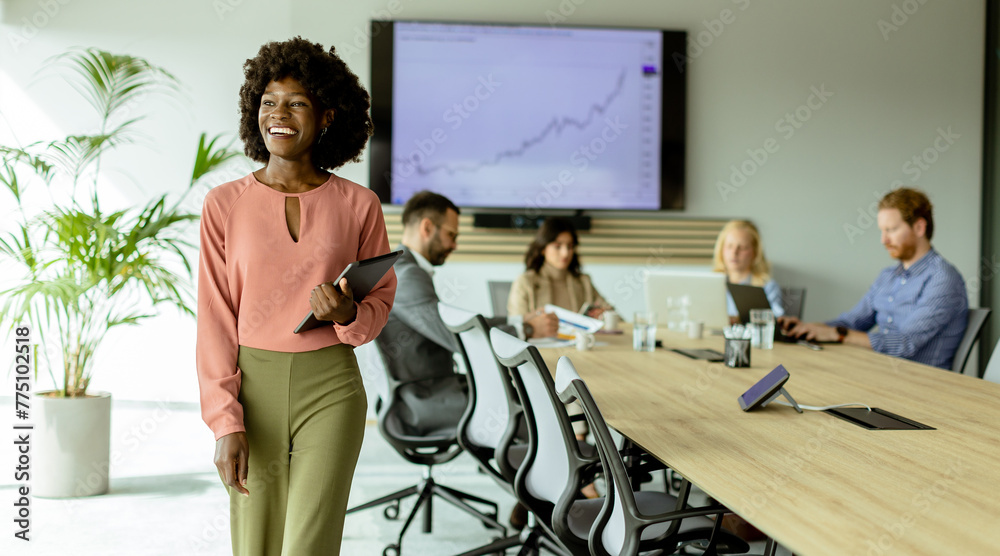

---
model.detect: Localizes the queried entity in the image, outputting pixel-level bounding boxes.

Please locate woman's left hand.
[310,277,357,325]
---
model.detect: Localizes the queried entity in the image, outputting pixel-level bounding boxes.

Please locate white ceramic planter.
[34,391,111,498]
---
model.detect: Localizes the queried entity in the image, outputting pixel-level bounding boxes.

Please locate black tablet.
[671,348,725,362]
[293,250,402,334]
[738,365,790,411]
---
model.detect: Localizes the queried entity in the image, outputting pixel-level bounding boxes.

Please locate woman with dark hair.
[196,37,396,555]
[507,217,613,323]
[507,217,611,504]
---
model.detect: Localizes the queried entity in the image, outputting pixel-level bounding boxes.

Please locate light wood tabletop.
[537,328,1000,556]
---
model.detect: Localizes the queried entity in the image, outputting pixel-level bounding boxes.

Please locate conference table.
[537,328,1000,556]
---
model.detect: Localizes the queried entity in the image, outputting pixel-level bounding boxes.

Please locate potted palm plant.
[0,48,242,497]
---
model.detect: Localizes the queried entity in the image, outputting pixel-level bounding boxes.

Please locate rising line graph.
[394,67,629,177]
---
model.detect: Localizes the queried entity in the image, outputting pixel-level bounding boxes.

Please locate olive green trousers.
[230,343,367,556]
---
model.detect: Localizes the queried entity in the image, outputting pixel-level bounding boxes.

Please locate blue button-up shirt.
[827,249,967,370]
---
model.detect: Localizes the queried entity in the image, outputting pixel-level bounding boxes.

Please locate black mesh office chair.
[554,357,749,556]
[440,303,566,556]
[346,343,504,556]
[952,308,990,375]
[487,280,513,318]
[489,329,746,556]
[779,287,806,320]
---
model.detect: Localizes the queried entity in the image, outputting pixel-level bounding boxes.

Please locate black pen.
[797,340,823,351]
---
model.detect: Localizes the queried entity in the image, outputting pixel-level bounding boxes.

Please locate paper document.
[528,337,574,349]
[544,304,604,335]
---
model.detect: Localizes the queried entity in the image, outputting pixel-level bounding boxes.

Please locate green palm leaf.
[1,47,216,397]
[191,133,242,187]
[44,133,127,184]
[50,48,178,125]
[1,146,54,199]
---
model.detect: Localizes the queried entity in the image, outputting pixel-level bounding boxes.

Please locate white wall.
[0,0,985,402]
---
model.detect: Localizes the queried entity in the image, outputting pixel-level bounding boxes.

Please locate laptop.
[726,283,774,325]
[728,283,824,346]
[643,270,729,331]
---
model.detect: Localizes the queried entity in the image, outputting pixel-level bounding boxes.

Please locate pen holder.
[724,338,751,368]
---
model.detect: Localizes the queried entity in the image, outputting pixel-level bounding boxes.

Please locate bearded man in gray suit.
[375,191,557,434]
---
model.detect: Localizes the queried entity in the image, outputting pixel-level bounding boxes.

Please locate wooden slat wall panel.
[384,214,727,265]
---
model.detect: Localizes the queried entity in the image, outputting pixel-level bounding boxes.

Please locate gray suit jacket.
[375,246,468,435]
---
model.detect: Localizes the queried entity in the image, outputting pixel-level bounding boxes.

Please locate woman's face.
[722,228,756,274]
[543,231,575,270]
[257,76,331,163]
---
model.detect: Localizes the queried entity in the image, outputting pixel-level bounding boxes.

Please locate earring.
[319,127,328,142]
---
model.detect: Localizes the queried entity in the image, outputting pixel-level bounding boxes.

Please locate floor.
[0,399,786,555]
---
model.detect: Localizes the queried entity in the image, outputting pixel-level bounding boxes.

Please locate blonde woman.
[713,220,784,318]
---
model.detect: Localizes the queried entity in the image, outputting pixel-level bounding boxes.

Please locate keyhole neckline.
[250,171,334,197]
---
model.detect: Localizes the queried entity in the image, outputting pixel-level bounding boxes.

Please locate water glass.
[664,297,682,331]
[750,308,775,350]
[633,311,658,352]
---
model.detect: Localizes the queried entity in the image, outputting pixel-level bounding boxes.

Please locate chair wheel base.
[383,502,400,520]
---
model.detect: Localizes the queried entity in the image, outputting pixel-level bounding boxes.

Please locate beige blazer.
[507,269,609,318]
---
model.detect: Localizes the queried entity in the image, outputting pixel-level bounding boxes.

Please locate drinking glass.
[633,311,658,352]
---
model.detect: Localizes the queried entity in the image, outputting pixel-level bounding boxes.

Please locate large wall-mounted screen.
[369,20,687,211]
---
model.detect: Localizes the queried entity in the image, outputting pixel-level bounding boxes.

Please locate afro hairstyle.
[238,36,373,170]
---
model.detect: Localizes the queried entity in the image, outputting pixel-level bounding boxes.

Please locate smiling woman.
[195,37,396,556]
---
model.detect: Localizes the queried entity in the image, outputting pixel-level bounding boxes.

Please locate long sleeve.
[507,273,535,317]
[763,279,785,317]
[827,282,879,333]
[333,194,396,347]
[195,190,245,441]
[864,270,967,362]
[193,174,393,440]
[391,260,459,353]
[826,250,967,368]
